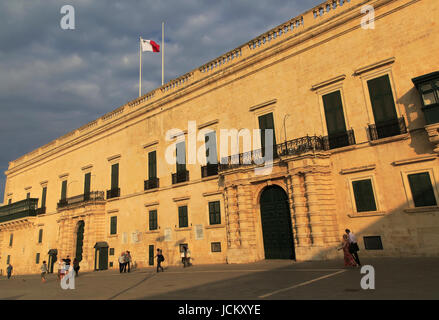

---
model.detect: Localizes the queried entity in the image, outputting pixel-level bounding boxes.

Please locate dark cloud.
[0,0,320,200]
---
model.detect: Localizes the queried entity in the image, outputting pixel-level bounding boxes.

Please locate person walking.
[346,229,361,266]
[6,263,13,279]
[73,258,80,277]
[41,261,48,283]
[63,256,71,269]
[181,245,190,268]
[338,235,357,267]
[126,251,132,273]
[155,249,164,273]
[118,252,126,273]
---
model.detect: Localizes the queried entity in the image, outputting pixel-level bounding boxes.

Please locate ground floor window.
[351,178,378,212]
[407,172,437,207]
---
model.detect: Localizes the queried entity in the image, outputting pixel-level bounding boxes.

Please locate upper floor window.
[208,201,221,225]
[367,75,406,140]
[149,209,158,231]
[321,91,355,149]
[412,71,439,125]
[178,205,189,228]
[38,229,43,243]
[84,172,91,199]
[110,216,117,235]
[258,113,277,156]
[41,186,47,208]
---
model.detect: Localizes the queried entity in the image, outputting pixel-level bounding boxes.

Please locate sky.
[0,0,321,202]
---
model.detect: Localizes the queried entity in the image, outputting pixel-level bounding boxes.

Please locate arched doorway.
[259,185,295,259]
[75,221,85,262]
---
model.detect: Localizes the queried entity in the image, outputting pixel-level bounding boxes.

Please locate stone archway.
[75,221,85,262]
[259,185,295,259]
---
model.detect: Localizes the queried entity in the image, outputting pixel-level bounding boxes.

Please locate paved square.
[1,258,438,300]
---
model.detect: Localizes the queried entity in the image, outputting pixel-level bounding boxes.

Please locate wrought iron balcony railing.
[220,135,325,171]
[57,191,105,209]
[323,129,356,150]
[0,198,39,223]
[368,117,407,141]
[172,170,190,184]
[144,177,160,190]
[35,207,46,215]
[106,188,120,199]
[201,164,219,178]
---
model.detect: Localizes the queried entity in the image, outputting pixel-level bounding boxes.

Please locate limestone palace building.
[1,0,439,275]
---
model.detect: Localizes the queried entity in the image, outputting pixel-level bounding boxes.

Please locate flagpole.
[139,36,142,97]
[162,22,164,86]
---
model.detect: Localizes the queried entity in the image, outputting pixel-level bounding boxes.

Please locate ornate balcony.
[172,170,190,184]
[201,164,219,178]
[367,117,407,141]
[57,191,105,209]
[106,188,120,199]
[220,135,325,171]
[0,198,39,223]
[144,177,160,190]
[323,129,356,150]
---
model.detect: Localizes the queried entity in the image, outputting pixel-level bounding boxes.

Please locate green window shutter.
[41,187,47,208]
[149,245,154,266]
[408,172,437,207]
[148,151,157,179]
[9,234,13,246]
[322,91,347,135]
[36,253,40,264]
[258,113,277,156]
[38,229,43,243]
[209,201,221,225]
[352,179,377,212]
[26,192,30,199]
[178,206,188,228]
[8,199,12,205]
[205,132,218,164]
[176,141,186,173]
[61,180,67,201]
[111,164,119,190]
[110,216,117,235]
[367,75,398,124]
[7,255,10,265]
[149,210,158,230]
[84,173,91,196]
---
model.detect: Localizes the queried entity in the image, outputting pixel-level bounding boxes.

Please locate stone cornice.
[6,0,405,176]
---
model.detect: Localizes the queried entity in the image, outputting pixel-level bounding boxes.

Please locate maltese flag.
[141,39,160,52]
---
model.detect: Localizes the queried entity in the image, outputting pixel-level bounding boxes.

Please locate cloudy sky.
[0,0,321,201]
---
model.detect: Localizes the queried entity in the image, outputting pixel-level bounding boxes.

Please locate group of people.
[152,246,191,273]
[338,229,362,267]
[54,256,80,282]
[118,251,132,273]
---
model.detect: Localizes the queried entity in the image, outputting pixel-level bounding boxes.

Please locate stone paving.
[0,258,438,300]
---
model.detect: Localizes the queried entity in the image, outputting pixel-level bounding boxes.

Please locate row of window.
[109,201,221,235]
[7,229,43,249]
[351,171,438,213]
[4,71,434,209]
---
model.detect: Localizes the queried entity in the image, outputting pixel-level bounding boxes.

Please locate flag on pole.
[141,39,160,52]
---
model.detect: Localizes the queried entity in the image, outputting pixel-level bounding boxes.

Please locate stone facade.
[1,0,439,275]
